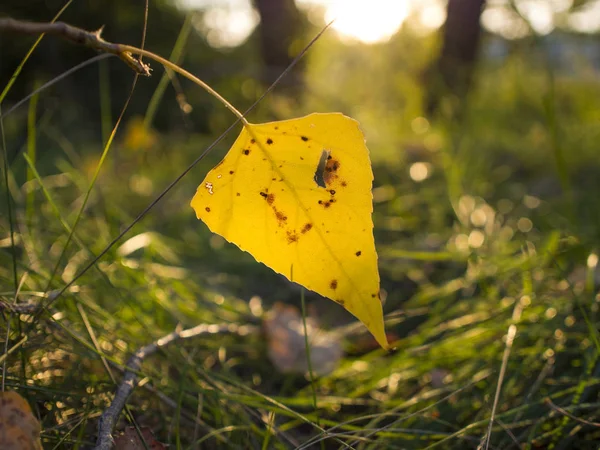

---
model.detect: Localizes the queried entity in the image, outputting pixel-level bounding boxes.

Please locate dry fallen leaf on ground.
[263,302,343,376]
[114,426,166,450]
[0,391,42,450]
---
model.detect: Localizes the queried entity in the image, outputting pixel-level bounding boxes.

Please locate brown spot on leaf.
[329,189,336,195]
[266,193,275,205]
[274,126,279,130]
[301,136,309,141]
[275,210,287,223]
[236,192,241,196]
[318,199,333,209]
[324,158,340,185]
[301,223,313,233]
[330,279,338,290]
[356,251,362,256]
[267,138,273,145]
[260,191,268,199]
[205,207,211,212]
[286,230,299,243]
[250,139,256,144]
[229,170,234,174]
[337,299,345,306]
[243,149,250,155]
[341,181,348,187]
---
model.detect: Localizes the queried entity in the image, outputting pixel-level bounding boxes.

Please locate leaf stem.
[120,44,248,124]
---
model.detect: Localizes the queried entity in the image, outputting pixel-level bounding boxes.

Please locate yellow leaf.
[191,113,388,349]
[264,302,343,375]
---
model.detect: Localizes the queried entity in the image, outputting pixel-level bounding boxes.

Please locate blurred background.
[3,0,599,139]
[2,1,600,448]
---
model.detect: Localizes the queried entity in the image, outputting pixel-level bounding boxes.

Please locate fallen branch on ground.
[94,322,259,450]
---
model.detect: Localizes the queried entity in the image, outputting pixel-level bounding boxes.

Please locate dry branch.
[0,18,151,76]
[94,323,258,450]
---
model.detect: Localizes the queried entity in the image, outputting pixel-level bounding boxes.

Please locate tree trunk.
[425,0,486,117]
[253,0,304,91]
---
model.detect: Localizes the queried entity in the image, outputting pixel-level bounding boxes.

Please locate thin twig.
[0,54,111,120]
[192,393,204,449]
[0,336,28,365]
[94,323,258,450]
[0,17,248,122]
[544,397,600,428]
[0,18,151,76]
[110,4,151,445]
[481,300,524,450]
[495,419,521,449]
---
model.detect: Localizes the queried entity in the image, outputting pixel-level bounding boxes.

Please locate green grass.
[2,11,600,449]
